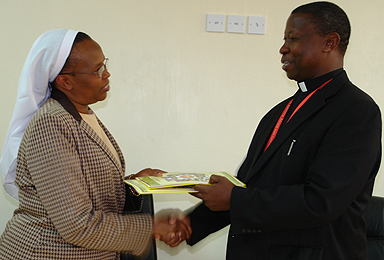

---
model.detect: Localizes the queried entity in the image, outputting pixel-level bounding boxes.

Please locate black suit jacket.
[188,70,382,260]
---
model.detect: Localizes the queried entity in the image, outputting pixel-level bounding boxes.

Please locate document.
[125,171,246,195]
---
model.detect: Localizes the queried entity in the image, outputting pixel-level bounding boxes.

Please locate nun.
[0,29,190,259]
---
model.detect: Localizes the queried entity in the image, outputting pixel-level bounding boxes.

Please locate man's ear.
[323,32,341,53]
[54,74,73,91]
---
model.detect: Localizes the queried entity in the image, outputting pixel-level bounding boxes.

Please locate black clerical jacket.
[188,70,382,260]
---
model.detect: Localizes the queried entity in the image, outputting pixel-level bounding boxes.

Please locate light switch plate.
[206,14,225,32]
[248,16,266,34]
[227,15,245,33]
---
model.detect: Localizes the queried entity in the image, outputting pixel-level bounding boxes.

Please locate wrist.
[152,217,160,238]
[127,174,136,180]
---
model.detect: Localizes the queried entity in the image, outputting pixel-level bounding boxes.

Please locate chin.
[99,93,108,101]
[286,73,298,81]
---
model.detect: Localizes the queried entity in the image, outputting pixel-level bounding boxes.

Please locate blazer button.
[241,228,247,233]
[256,228,263,233]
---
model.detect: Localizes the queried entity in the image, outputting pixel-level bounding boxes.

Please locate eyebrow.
[93,57,106,69]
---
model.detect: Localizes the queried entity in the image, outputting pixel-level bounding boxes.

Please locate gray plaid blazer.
[0,89,152,259]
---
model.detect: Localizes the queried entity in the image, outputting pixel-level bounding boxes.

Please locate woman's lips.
[102,84,110,91]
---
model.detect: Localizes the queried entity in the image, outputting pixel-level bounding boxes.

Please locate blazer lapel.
[98,120,126,174]
[51,88,125,175]
[245,99,292,173]
[80,121,124,173]
[243,72,348,183]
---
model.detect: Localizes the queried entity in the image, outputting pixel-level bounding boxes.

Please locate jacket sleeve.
[188,202,231,245]
[25,112,152,256]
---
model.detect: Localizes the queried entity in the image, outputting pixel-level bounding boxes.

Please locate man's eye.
[283,37,298,43]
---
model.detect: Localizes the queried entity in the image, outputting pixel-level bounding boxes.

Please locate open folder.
[125,172,246,195]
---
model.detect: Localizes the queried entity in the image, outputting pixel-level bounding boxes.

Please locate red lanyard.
[264,78,333,152]
[264,99,292,152]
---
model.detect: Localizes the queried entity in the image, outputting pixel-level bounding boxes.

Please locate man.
[186,2,382,259]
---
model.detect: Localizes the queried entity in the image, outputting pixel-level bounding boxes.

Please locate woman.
[0,29,189,259]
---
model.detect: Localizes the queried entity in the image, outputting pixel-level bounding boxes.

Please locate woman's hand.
[130,168,166,179]
[153,211,192,247]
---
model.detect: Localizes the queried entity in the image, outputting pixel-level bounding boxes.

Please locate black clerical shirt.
[282,68,344,125]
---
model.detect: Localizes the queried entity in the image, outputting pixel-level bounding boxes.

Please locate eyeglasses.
[60,58,109,78]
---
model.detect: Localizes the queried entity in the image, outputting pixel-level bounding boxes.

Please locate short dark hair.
[60,32,92,73]
[292,1,350,54]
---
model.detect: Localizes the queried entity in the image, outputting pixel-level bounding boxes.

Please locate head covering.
[0,29,79,200]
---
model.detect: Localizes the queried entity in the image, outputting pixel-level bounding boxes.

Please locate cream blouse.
[80,112,121,168]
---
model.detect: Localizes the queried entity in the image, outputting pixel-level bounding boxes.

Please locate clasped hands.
[152,209,191,247]
[135,170,234,247]
[152,175,234,247]
[131,169,191,247]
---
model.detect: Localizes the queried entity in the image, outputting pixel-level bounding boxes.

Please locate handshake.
[152,209,191,247]
[134,168,235,247]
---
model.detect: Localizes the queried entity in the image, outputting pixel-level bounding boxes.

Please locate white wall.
[1,1,383,259]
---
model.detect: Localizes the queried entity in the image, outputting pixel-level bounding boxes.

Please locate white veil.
[0,29,79,200]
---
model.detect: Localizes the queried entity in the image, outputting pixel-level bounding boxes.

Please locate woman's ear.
[54,74,73,91]
[323,32,341,53]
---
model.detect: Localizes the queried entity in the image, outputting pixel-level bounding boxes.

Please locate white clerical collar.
[298,82,307,92]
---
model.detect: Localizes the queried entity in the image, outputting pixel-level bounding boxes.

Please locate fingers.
[192,179,234,211]
[179,215,192,234]
[158,230,180,247]
[191,191,203,199]
[153,210,192,247]
[178,217,192,238]
[194,184,210,193]
[152,168,166,176]
[155,222,185,247]
[167,220,191,247]
[153,217,175,242]
[136,168,166,177]
[168,212,177,225]
[163,235,183,247]
[168,213,191,240]
[209,175,221,184]
[192,184,211,200]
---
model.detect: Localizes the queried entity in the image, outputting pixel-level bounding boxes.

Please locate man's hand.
[192,175,234,211]
[153,209,192,247]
